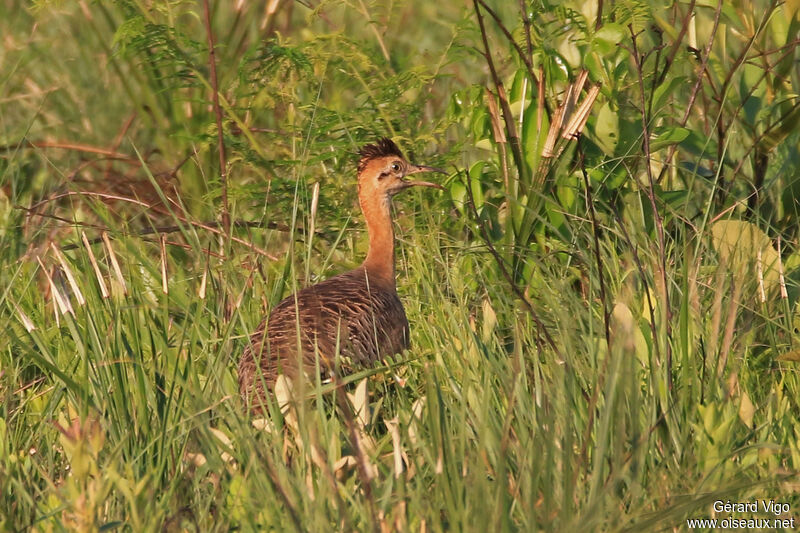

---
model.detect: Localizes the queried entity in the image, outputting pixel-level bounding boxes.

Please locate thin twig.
[0,140,130,159]
[578,143,610,347]
[609,204,662,364]
[655,0,723,184]
[462,169,562,359]
[517,0,534,60]
[473,0,527,187]
[717,1,779,105]
[104,112,137,179]
[28,191,151,211]
[595,0,603,30]
[477,0,543,99]
[573,142,612,483]
[18,205,281,260]
[476,0,552,117]
[656,0,696,85]
[747,37,800,59]
[356,0,391,64]
[16,204,107,230]
[203,0,230,235]
[721,41,799,138]
[726,98,800,193]
[713,0,782,203]
[629,25,673,389]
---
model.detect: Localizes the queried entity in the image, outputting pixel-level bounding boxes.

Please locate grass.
[2,0,800,531]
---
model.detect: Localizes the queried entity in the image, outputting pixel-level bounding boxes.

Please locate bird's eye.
[390,162,401,172]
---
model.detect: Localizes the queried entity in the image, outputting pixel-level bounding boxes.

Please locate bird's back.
[238,266,409,407]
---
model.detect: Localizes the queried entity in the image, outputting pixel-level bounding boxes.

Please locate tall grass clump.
[2,0,800,530]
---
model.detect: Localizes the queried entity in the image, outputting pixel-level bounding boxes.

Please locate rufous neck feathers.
[360,192,396,288]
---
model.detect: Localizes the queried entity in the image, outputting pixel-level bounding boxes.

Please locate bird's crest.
[358,138,405,173]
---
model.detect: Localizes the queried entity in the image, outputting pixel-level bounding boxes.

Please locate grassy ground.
[2,0,800,531]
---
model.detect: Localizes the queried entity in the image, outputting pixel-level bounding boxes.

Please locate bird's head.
[357,138,444,204]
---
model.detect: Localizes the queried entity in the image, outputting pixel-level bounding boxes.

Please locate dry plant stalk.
[81,231,109,299]
[50,243,85,307]
[485,89,507,144]
[160,234,169,295]
[37,256,72,317]
[102,232,128,296]
[541,71,600,159]
[203,0,230,235]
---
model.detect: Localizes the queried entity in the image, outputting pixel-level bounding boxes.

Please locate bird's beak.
[400,164,446,190]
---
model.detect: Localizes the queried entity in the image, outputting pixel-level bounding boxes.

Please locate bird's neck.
[361,195,396,288]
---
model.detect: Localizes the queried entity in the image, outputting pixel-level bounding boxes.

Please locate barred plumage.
[239,138,443,411]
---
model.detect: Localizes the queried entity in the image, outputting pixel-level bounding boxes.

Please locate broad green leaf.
[509,68,528,103]
[786,0,800,20]
[590,166,627,189]
[758,102,800,154]
[740,63,766,125]
[593,102,619,156]
[678,161,716,178]
[448,180,466,214]
[557,36,581,68]
[471,109,490,139]
[711,220,780,292]
[653,14,680,40]
[739,391,755,428]
[595,24,625,44]
[699,403,717,437]
[522,100,550,174]
[657,189,690,210]
[678,129,719,161]
[556,172,579,212]
[652,76,686,114]
[592,24,625,55]
[546,202,566,233]
[650,127,690,152]
[710,409,737,444]
[556,183,576,211]
[584,52,604,83]
[468,161,485,210]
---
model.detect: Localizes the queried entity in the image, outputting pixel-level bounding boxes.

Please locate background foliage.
[2,0,800,530]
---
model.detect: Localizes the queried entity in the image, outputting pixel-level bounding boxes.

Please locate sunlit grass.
[6,188,796,530]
